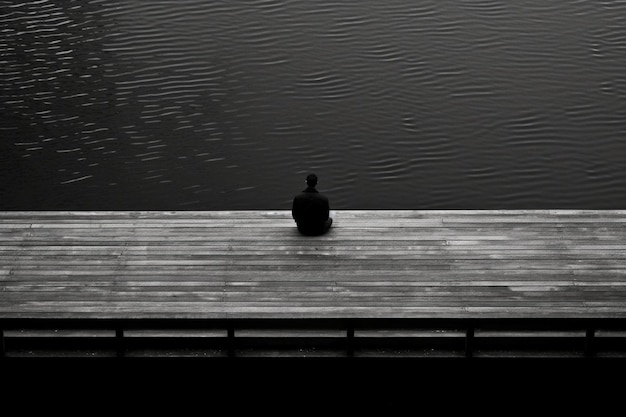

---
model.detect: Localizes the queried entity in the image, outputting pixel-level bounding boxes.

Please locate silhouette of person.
[292,173,333,236]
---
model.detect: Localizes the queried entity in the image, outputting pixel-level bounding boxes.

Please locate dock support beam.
[227,325,235,357]
[346,324,355,357]
[116,327,124,358]
[585,327,595,358]
[465,324,475,358]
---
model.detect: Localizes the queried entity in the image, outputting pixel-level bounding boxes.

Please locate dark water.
[2,0,625,210]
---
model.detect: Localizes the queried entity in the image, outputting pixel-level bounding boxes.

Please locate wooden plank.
[6,246,625,256]
[6,242,626,250]
[1,209,620,218]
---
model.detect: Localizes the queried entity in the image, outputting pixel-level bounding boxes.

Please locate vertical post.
[465,323,474,358]
[227,325,235,357]
[116,327,124,358]
[1,328,5,358]
[585,327,595,358]
[346,323,355,357]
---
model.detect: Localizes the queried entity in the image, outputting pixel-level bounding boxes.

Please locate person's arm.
[292,197,299,221]
[323,197,330,220]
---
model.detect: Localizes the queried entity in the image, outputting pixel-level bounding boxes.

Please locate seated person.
[292,173,333,236]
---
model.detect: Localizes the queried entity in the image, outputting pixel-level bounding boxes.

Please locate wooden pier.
[1,209,626,357]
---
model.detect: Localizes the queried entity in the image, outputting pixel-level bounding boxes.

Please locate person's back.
[292,174,332,236]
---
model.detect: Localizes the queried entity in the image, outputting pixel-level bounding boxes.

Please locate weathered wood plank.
[4,247,624,257]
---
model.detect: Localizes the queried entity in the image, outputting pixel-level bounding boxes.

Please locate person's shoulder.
[293,192,308,202]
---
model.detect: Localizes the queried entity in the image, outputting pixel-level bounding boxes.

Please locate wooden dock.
[1,209,626,357]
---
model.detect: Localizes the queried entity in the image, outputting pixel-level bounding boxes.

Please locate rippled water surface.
[2,0,625,210]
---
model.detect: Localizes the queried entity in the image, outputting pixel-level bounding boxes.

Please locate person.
[292,173,333,236]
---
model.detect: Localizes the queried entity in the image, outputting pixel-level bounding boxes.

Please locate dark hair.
[306,173,318,187]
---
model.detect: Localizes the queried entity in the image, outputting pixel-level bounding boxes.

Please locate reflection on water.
[2,0,625,210]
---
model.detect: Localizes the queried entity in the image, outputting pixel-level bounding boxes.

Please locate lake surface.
[2,0,625,210]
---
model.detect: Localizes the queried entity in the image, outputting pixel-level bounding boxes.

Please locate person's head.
[306,173,318,187]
